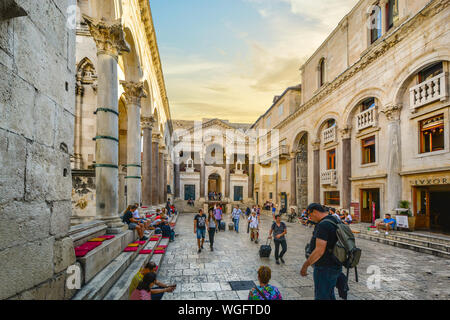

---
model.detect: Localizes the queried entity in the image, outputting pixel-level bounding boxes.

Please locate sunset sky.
[151,0,357,124]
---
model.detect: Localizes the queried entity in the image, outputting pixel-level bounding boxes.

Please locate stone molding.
[120,81,147,105]
[82,15,130,59]
[339,126,352,139]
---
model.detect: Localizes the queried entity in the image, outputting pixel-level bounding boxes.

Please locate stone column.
[121,81,147,207]
[141,117,154,206]
[382,105,402,212]
[174,161,180,198]
[159,146,165,204]
[164,154,168,203]
[225,154,231,199]
[248,157,254,199]
[83,15,130,229]
[151,132,160,205]
[341,127,352,210]
[200,154,206,200]
[313,140,321,203]
[290,153,297,206]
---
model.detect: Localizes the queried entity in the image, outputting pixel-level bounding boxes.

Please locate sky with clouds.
[151,0,357,124]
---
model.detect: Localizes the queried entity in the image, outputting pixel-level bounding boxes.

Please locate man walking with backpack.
[300,203,342,300]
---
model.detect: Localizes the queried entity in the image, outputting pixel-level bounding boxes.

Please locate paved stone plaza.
[158,212,450,300]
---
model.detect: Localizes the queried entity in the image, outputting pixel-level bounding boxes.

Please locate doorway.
[234,186,243,201]
[208,173,222,199]
[184,184,195,201]
[413,186,450,232]
[360,188,380,223]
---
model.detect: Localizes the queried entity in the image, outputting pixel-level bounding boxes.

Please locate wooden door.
[413,187,430,229]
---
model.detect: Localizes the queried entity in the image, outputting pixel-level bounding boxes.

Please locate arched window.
[386,0,398,31]
[318,58,325,87]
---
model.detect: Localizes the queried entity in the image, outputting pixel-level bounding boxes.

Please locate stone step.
[358,229,450,252]
[356,233,450,259]
[103,216,176,300]
[77,230,137,283]
[69,220,108,247]
[73,230,157,300]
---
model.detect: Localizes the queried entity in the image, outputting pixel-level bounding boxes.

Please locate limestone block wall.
[0,0,77,299]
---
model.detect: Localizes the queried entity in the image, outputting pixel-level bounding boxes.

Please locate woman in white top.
[248,211,260,244]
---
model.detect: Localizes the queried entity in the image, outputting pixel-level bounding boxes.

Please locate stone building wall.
[0,0,77,299]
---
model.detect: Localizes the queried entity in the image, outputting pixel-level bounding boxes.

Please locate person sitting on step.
[375,213,396,235]
[160,216,175,242]
[122,205,148,241]
[129,261,176,300]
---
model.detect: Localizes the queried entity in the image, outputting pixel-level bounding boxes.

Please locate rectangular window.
[386,0,398,31]
[370,6,382,44]
[326,149,336,170]
[418,62,443,83]
[324,191,340,206]
[269,192,273,199]
[420,114,444,153]
[279,104,284,116]
[362,136,376,164]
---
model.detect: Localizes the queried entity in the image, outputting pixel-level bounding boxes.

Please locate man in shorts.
[194,209,207,253]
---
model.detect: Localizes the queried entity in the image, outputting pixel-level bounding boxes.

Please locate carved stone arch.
[313,113,340,143]
[342,88,385,128]
[391,50,450,108]
[76,57,98,95]
[122,27,143,82]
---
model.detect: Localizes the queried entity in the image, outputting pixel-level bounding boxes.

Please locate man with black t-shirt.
[300,203,342,300]
[194,209,207,253]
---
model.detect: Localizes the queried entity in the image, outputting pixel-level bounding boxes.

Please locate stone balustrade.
[320,169,337,185]
[356,107,376,131]
[410,72,448,110]
[322,126,336,144]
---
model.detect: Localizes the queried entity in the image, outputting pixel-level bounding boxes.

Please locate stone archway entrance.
[296,134,308,210]
[208,173,222,199]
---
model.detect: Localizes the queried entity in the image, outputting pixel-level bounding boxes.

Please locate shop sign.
[395,215,409,228]
[410,177,449,185]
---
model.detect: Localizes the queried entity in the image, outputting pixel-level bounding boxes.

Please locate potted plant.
[399,200,415,231]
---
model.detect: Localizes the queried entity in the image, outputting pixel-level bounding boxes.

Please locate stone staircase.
[72,207,178,300]
[353,226,450,259]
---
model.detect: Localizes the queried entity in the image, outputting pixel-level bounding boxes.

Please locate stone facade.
[172,119,255,210]
[252,0,450,231]
[0,0,77,299]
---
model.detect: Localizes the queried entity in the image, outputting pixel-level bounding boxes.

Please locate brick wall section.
[0,0,77,300]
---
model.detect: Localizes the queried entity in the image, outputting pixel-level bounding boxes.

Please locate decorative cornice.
[275,0,449,131]
[137,0,172,134]
[339,126,352,139]
[120,81,147,105]
[82,14,130,59]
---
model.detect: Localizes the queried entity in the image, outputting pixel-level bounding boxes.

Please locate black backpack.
[319,218,362,282]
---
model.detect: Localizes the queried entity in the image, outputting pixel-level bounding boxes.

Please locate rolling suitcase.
[259,238,272,258]
[228,222,234,231]
[219,221,226,231]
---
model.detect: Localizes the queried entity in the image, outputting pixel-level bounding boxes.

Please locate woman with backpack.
[248,266,282,300]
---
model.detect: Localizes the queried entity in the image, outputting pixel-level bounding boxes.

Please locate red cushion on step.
[157,245,168,248]
[139,249,152,254]
[124,247,138,252]
[153,250,165,254]
[134,241,146,245]
[98,235,115,240]
[75,249,89,257]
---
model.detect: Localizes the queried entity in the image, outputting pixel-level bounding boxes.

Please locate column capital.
[312,139,321,151]
[339,125,352,139]
[120,81,147,105]
[82,15,130,59]
[381,104,402,121]
[152,132,161,142]
[141,116,155,129]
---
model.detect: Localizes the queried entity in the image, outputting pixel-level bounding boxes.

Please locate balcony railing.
[322,126,336,144]
[410,72,448,110]
[356,108,376,131]
[258,145,289,164]
[321,169,337,185]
